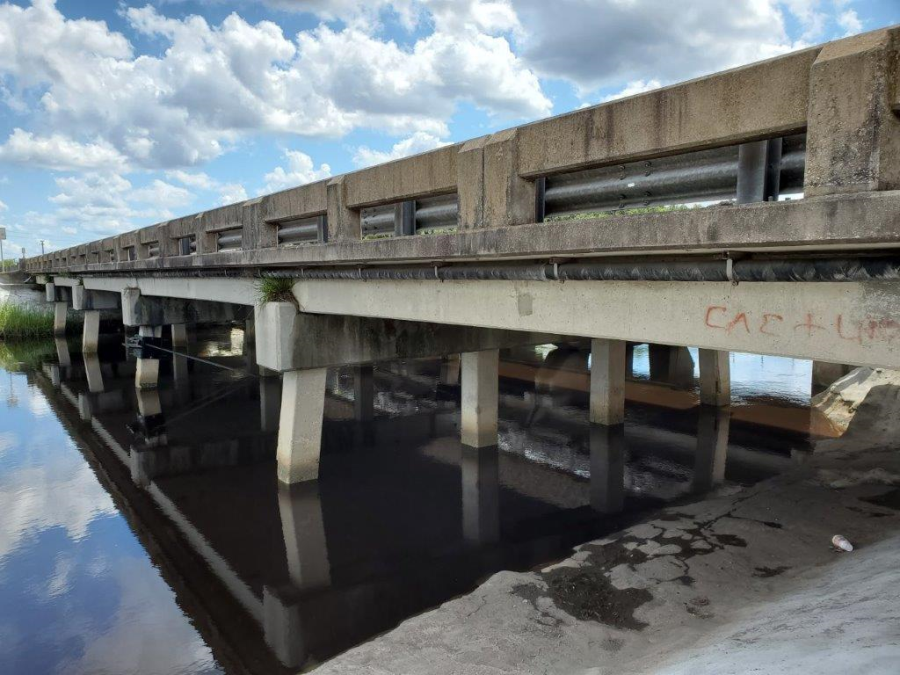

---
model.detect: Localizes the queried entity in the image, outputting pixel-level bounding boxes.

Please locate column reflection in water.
[589,424,626,514]
[460,444,500,545]
[263,482,332,668]
[83,353,104,394]
[693,405,731,493]
[172,354,190,405]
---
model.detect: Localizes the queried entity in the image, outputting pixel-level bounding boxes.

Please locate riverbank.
[315,386,900,674]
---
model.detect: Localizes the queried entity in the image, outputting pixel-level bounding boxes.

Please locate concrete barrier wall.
[21,27,900,274]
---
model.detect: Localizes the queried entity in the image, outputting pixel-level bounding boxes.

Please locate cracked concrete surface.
[314,386,900,674]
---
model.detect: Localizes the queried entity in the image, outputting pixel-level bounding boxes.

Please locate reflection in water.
[0,330,812,673]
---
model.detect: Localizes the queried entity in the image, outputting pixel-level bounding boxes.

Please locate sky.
[0,0,897,258]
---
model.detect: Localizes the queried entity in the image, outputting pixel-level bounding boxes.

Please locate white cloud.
[837,9,862,35]
[262,149,332,193]
[47,173,191,235]
[219,183,248,205]
[0,199,7,211]
[165,170,216,191]
[0,129,127,172]
[601,79,663,103]
[515,0,802,92]
[0,1,549,173]
[167,169,247,205]
[61,226,77,235]
[353,131,451,168]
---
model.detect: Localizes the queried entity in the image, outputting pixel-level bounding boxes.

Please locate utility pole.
[0,226,5,271]
[40,239,45,255]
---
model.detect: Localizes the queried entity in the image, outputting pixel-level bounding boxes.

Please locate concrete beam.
[294,279,900,369]
[460,349,499,448]
[83,276,257,306]
[277,368,327,483]
[72,285,120,311]
[255,301,557,372]
[517,46,818,177]
[122,288,239,327]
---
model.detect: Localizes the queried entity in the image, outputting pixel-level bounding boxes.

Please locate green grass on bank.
[0,302,55,339]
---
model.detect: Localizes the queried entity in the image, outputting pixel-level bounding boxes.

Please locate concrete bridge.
[22,27,900,485]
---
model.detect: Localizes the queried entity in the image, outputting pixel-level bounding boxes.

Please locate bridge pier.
[649,345,695,387]
[277,368,328,484]
[171,323,188,348]
[45,282,56,303]
[82,310,100,354]
[699,349,731,407]
[590,338,626,425]
[460,349,499,449]
[693,407,730,493]
[53,302,67,336]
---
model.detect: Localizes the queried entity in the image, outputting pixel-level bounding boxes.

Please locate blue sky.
[0,0,896,257]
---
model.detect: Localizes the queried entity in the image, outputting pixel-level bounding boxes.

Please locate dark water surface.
[0,330,814,673]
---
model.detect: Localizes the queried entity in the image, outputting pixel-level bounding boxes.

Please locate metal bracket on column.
[737,138,783,204]
[534,177,547,223]
[394,200,416,237]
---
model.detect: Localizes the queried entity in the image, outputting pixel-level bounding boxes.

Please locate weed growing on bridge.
[257,277,296,304]
[0,303,55,339]
[546,204,693,222]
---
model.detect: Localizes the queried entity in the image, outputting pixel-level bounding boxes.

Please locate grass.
[0,302,55,339]
[545,204,695,222]
[256,277,296,304]
[1,260,19,272]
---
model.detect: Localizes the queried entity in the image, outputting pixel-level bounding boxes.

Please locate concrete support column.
[171,323,188,348]
[260,376,283,433]
[649,345,695,387]
[138,325,154,338]
[135,358,160,390]
[589,424,626,514]
[460,349,499,448]
[811,361,852,395]
[325,175,361,241]
[461,445,500,544]
[590,338,626,425]
[277,368,328,484]
[53,302,67,336]
[693,407,730,493]
[699,349,731,407]
[353,364,374,422]
[82,310,100,354]
[45,282,56,303]
[439,355,461,386]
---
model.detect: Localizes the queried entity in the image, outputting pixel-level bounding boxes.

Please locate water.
[0,332,814,673]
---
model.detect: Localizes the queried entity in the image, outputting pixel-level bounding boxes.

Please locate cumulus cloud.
[353,131,451,168]
[837,9,862,36]
[47,172,192,235]
[0,199,7,212]
[0,0,549,173]
[601,79,663,103]
[515,0,801,92]
[166,170,248,205]
[0,129,127,172]
[262,149,332,193]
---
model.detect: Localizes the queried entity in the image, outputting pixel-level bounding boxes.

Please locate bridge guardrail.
[22,26,900,274]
